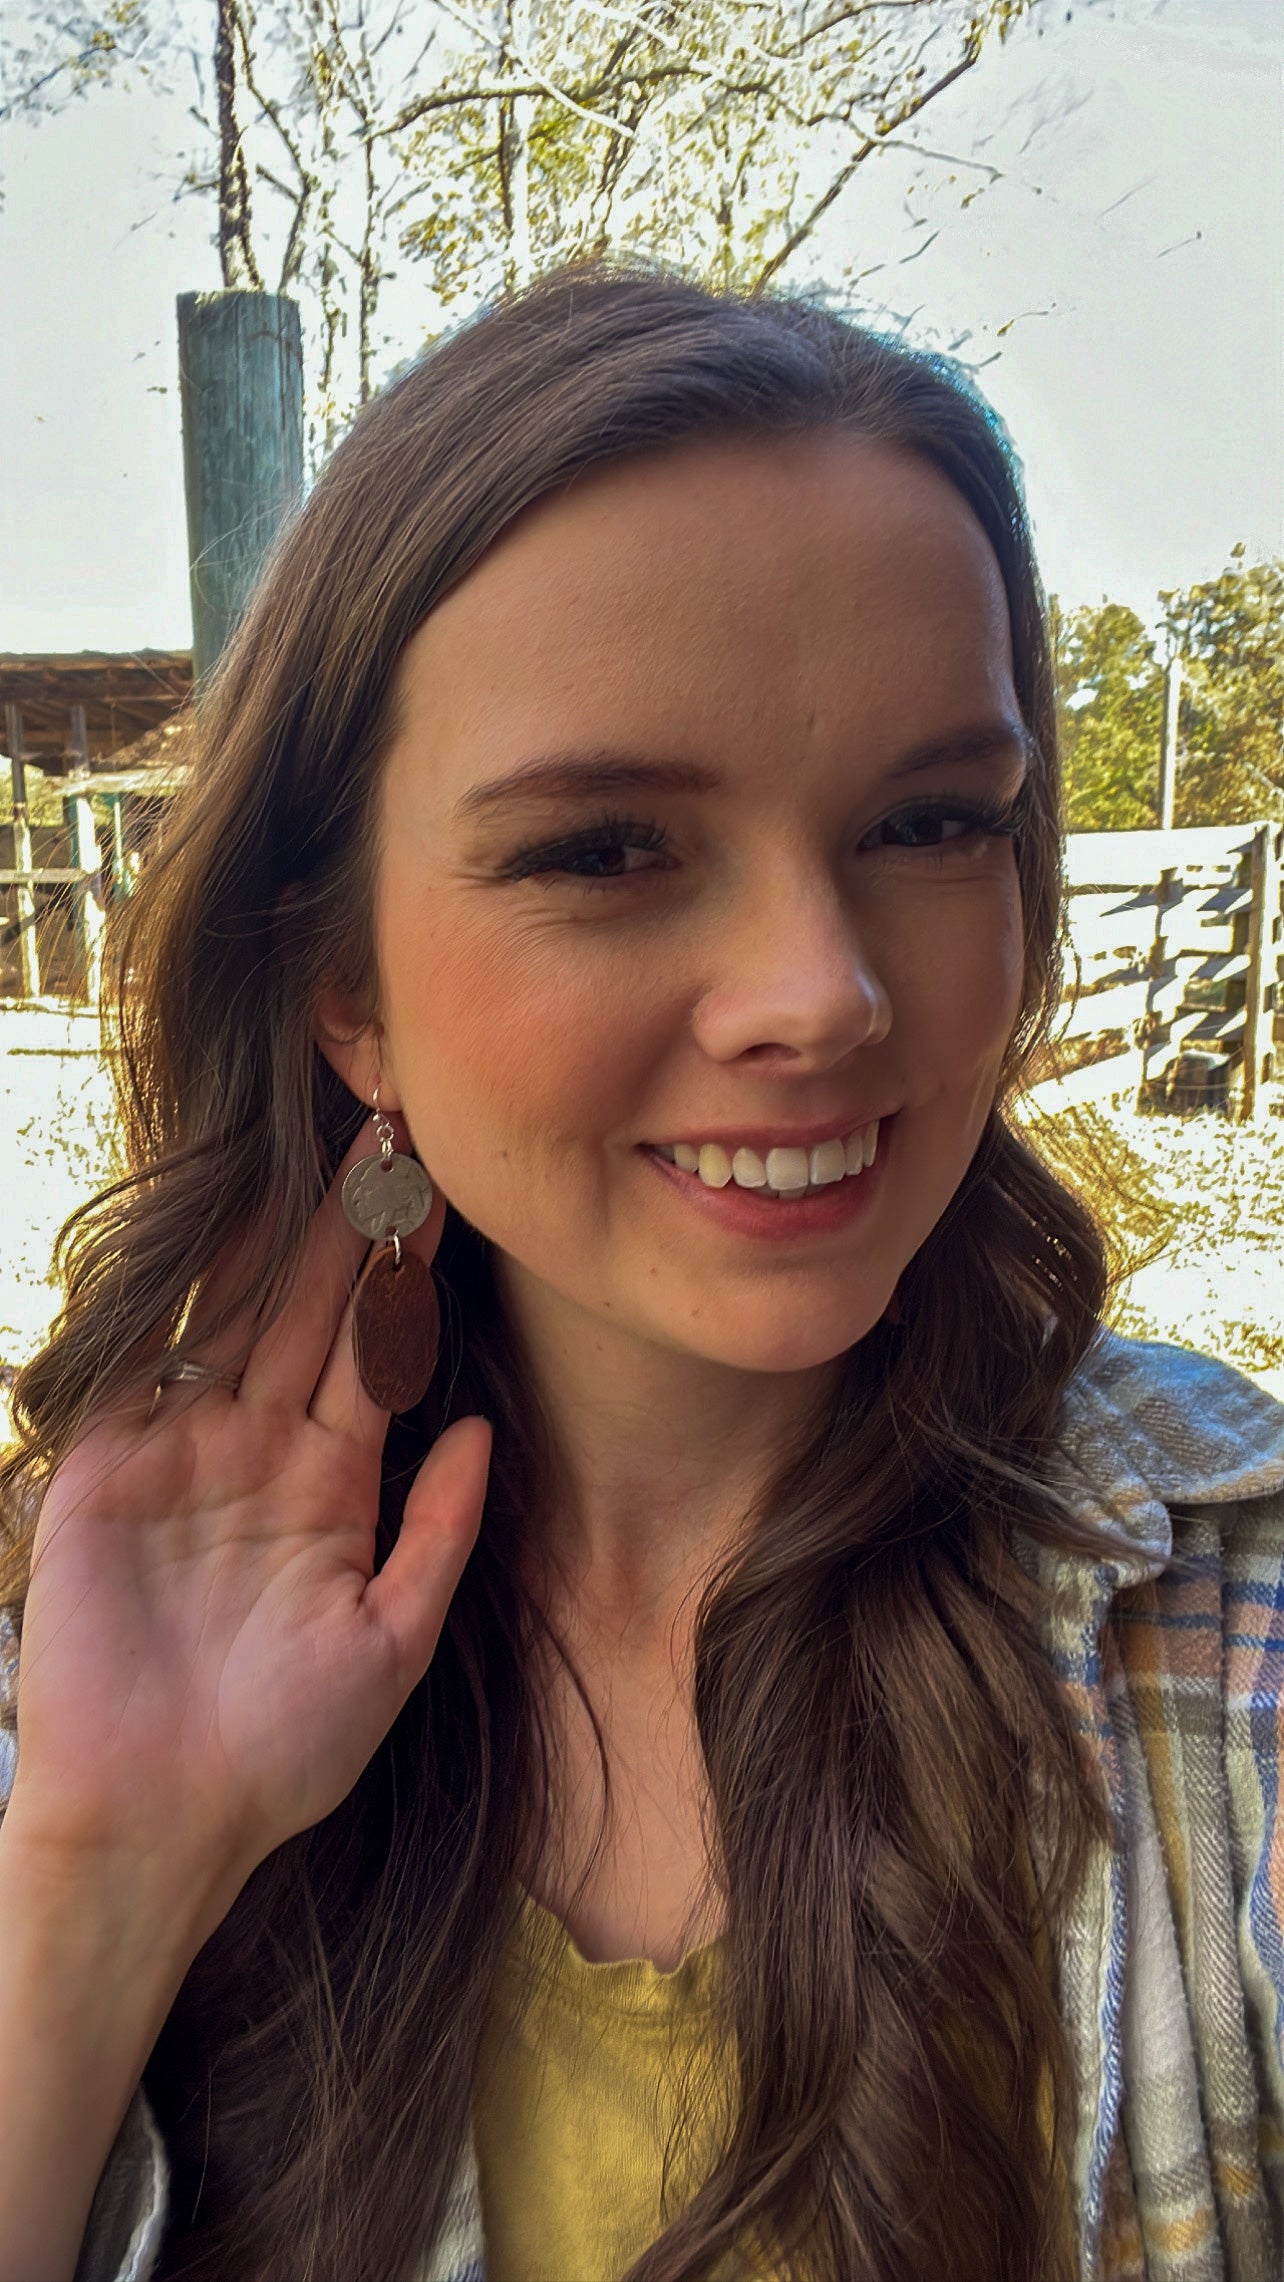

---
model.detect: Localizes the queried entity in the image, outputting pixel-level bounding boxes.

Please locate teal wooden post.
[177,291,304,688]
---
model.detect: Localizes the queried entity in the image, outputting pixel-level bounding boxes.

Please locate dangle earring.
[340,1089,441,1411]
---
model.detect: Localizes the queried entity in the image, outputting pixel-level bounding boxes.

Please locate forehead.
[388,431,1018,791]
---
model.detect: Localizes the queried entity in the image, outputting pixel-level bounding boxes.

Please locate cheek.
[888,873,1025,1077]
[375,886,675,1164]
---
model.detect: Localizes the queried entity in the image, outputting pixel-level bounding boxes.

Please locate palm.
[10,1133,490,1903]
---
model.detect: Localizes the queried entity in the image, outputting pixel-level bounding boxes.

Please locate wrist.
[0,1805,208,2282]
[0,1780,250,1970]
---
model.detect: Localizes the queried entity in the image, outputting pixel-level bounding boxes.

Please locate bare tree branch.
[750,28,985,287]
[9,0,1043,449]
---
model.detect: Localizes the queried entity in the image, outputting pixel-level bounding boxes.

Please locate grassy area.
[1017,1093,1284,1398]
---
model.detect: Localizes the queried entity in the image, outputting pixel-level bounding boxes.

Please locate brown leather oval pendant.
[351,1246,441,1412]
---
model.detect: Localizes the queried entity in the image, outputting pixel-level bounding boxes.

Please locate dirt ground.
[1016,1083,1284,1403]
[0,1006,1281,1411]
[1080,1106,1284,1398]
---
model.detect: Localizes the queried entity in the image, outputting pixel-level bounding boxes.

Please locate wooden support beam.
[1158,657,1182,830]
[106,793,133,898]
[4,705,26,811]
[1242,822,1281,1122]
[1065,823,1259,887]
[69,702,90,768]
[4,701,40,999]
[1140,865,1177,1104]
[177,290,304,687]
[65,793,105,1007]
[0,870,105,886]
[1060,977,1151,1040]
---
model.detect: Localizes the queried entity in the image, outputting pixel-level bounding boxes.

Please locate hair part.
[4,257,1109,2282]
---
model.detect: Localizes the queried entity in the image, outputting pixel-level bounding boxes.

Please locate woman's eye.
[859,803,1013,852]
[559,841,662,879]
[502,815,673,887]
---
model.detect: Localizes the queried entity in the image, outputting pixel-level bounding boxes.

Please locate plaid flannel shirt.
[4,1331,1281,2282]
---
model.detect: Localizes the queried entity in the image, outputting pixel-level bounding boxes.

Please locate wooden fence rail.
[1042,821,1284,1119]
[1,815,1281,1122]
[0,792,106,1007]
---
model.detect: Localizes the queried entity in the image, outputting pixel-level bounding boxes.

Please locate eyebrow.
[453,720,1034,818]
[888,720,1036,779]
[454,753,721,818]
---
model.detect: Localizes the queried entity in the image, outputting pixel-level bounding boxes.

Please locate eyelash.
[501,796,1023,891]
[864,792,1025,853]
[500,812,673,888]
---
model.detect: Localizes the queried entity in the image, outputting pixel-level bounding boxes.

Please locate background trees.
[8,2,1276,838]
[0,1,151,128]
[1161,553,1284,826]
[1054,597,1164,832]
[5,0,1040,447]
[1056,552,1284,831]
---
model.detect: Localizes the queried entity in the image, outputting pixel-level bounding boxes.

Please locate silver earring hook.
[371,1082,396,1166]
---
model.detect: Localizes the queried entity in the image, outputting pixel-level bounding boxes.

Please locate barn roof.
[0,651,193,770]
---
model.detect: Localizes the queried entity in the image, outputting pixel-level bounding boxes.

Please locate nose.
[690,858,893,1071]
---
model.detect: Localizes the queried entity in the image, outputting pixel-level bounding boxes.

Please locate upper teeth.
[655,1123,879,1194]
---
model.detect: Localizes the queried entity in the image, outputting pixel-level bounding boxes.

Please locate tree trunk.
[501,0,532,293]
[216,0,263,290]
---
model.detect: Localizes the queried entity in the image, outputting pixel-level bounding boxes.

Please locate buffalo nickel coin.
[341,1152,434,1243]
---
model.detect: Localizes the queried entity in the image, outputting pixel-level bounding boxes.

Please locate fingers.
[118,1110,446,1449]
[306,1290,383,1442]
[175,1129,368,1356]
[363,1416,492,1687]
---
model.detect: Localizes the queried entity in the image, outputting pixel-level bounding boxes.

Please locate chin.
[675,1305,890,1377]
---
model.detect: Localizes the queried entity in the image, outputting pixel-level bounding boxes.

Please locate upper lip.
[646,1111,895,1151]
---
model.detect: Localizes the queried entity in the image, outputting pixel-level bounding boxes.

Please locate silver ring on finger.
[155,1359,243,1394]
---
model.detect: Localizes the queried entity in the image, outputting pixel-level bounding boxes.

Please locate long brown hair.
[3,261,1110,2281]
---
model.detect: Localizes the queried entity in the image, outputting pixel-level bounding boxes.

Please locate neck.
[495,1257,841,1629]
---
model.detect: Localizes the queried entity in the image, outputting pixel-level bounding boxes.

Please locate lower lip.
[641,1126,891,1243]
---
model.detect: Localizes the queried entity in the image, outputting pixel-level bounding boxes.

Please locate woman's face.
[329,431,1031,1378]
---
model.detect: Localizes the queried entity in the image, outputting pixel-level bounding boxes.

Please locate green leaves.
[1161,557,1284,826]
[1054,560,1284,831]
[1054,597,1165,831]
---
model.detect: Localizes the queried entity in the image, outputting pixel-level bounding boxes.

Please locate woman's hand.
[4,1120,490,1929]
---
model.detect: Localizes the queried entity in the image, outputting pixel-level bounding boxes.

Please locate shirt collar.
[1050,1329,1284,1591]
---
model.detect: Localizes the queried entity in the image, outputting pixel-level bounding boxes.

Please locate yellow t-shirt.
[474,1880,1073,2282]
[474,1891,738,2282]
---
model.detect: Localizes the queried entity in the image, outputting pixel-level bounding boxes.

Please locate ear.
[313,985,404,1114]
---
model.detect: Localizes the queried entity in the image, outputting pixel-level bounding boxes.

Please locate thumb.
[364,1414,493,1686]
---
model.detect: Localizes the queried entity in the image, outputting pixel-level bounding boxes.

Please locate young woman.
[0,264,1280,2282]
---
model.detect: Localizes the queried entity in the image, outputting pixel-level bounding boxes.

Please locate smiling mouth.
[651,1121,879,1200]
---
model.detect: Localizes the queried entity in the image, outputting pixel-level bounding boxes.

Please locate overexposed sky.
[0,0,1279,652]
